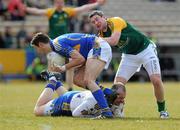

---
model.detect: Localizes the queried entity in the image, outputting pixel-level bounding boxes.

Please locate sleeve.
[52,38,74,58]
[63,7,77,17]
[45,8,56,18]
[108,17,127,33]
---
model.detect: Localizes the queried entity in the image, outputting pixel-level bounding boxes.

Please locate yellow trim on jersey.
[62,103,70,111]
[46,8,56,19]
[73,44,80,51]
[54,38,59,44]
[62,7,76,17]
[107,17,127,32]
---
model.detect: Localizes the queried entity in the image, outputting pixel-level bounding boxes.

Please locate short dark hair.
[30,32,50,47]
[88,10,104,19]
[112,84,126,93]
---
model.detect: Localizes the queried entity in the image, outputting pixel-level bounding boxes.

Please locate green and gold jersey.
[45,7,76,39]
[99,17,151,54]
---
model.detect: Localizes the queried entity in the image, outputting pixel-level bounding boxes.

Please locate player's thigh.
[73,66,86,88]
[87,37,112,70]
[70,91,95,111]
[84,58,106,80]
[144,59,161,76]
[142,44,161,76]
[115,54,141,82]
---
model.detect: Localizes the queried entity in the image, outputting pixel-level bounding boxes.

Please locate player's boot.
[160,111,169,119]
[40,70,62,81]
[68,88,73,91]
[101,107,113,118]
[92,112,113,119]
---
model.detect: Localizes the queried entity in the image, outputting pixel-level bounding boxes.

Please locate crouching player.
[34,72,126,118]
[30,32,113,118]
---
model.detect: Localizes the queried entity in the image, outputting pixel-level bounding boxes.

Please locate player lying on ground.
[34,71,126,118]
[30,32,113,118]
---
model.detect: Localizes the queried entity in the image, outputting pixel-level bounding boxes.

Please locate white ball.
[47,52,65,66]
[111,103,124,118]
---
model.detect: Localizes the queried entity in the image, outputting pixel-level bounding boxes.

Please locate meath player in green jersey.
[25,0,105,39]
[89,10,169,119]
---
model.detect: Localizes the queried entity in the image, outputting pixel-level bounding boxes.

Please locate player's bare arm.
[25,7,47,15]
[103,32,121,46]
[75,0,105,14]
[51,50,85,73]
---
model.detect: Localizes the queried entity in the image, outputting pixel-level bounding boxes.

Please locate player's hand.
[50,63,66,73]
[97,0,106,6]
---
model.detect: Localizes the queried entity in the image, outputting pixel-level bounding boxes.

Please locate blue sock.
[95,81,113,96]
[45,83,55,91]
[92,89,113,117]
[55,81,63,90]
[102,87,113,96]
[95,81,100,85]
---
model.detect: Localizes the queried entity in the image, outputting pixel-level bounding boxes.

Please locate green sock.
[157,101,166,112]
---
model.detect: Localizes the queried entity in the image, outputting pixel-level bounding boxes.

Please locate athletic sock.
[55,81,63,90]
[157,101,166,112]
[95,81,113,96]
[92,89,113,117]
[45,83,55,91]
[100,86,113,96]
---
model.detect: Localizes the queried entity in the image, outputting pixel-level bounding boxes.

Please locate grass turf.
[0,81,180,130]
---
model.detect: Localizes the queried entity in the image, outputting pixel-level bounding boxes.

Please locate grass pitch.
[0,81,180,130]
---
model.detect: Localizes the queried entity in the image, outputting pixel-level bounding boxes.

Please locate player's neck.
[55,7,63,12]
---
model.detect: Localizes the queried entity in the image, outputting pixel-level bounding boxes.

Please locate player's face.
[90,15,106,31]
[34,42,48,54]
[54,0,64,8]
[113,88,126,105]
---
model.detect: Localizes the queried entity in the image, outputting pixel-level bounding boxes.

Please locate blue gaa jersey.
[51,91,80,116]
[50,33,96,59]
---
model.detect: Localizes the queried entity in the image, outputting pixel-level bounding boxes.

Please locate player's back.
[53,33,96,58]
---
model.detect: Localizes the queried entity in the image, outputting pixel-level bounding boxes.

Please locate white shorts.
[116,43,161,81]
[43,91,97,117]
[70,91,96,112]
[87,37,112,69]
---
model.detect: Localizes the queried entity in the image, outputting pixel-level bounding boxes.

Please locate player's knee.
[83,77,92,87]
[34,107,43,116]
[73,77,85,88]
[114,77,127,85]
[151,75,163,87]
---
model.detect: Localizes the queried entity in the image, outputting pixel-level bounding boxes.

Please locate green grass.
[0,81,180,130]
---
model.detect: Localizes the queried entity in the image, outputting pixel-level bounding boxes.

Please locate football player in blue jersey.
[34,71,125,118]
[31,32,113,118]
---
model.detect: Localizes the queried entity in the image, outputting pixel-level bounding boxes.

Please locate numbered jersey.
[50,33,96,59]
[48,91,100,117]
